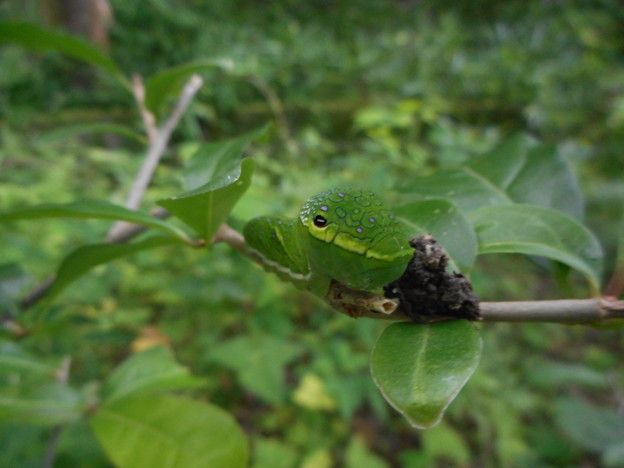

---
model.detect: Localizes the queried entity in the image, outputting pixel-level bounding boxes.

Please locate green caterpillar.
[243,188,412,296]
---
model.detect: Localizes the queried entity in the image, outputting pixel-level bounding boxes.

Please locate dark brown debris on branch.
[384,235,481,323]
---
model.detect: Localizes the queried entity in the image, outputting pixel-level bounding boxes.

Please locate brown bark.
[43,0,112,47]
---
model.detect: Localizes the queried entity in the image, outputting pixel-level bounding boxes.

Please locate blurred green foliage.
[1,0,623,467]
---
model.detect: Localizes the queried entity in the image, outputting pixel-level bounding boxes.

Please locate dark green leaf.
[397,168,511,213]
[47,235,180,303]
[371,321,481,429]
[395,199,478,270]
[0,264,28,315]
[0,22,123,78]
[554,397,624,453]
[0,382,85,426]
[0,200,192,243]
[504,145,584,220]
[91,394,248,468]
[0,340,56,376]
[207,335,303,405]
[103,346,205,404]
[469,204,603,291]
[36,123,147,145]
[157,158,255,240]
[145,59,234,115]
[604,444,624,467]
[527,361,608,390]
[399,135,584,219]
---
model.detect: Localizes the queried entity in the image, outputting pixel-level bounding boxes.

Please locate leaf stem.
[10,76,203,320]
[210,225,624,325]
[106,74,204,241]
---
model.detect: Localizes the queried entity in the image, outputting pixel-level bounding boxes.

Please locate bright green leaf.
[395,199,478,270]
[157,158,255,240]
[345,435,389,468]
[103,346,205,404]
[207,335,303,405]
[252,437,298,468]
[46,235,180,303]
[0,382,85,426]
[0,22,124,78]
[0,200,192,243]
[371,321,482,429]
[469,204,603,292]
[91,394,248,468]
[145,59,234,115]
[36,123,147,146]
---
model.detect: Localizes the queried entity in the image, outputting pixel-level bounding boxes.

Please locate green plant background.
[1,1,623,467]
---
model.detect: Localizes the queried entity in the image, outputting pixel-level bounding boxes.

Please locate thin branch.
[132,74,157,143]
[106,74,204,240]
[12,77,203,317]
[211,224,624,325]
[43,357,72,468]
[124,74,204,211]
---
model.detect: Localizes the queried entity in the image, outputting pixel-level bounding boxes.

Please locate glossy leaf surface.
[158,158,254,240]
[469,204,603,291]
[395,199,477,270]
[371,321,481,429]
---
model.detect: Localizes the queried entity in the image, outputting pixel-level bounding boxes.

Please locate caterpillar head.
[298,188,411,291]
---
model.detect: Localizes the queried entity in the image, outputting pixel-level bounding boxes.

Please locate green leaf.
[0,340,56,376]
[0,199,192,243]
[527,361,608,390]
[207,335,303,405]
[398,135,584,219]
[469,204,603,292]
[395,199,478,270]
[103,346,205,404]
[157,158,255,240]
[370,321,482,429]
[0,22,124,78]
[36,123,147,146]
[554,397,624,453]
[0,382,85,426]
[252,437,298,468]
[145,59,234,115]
[502,145,584,220]
[183,126,267,191]
[91,394,248,468]
[47,235,180,303]
[345,435,390,468]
